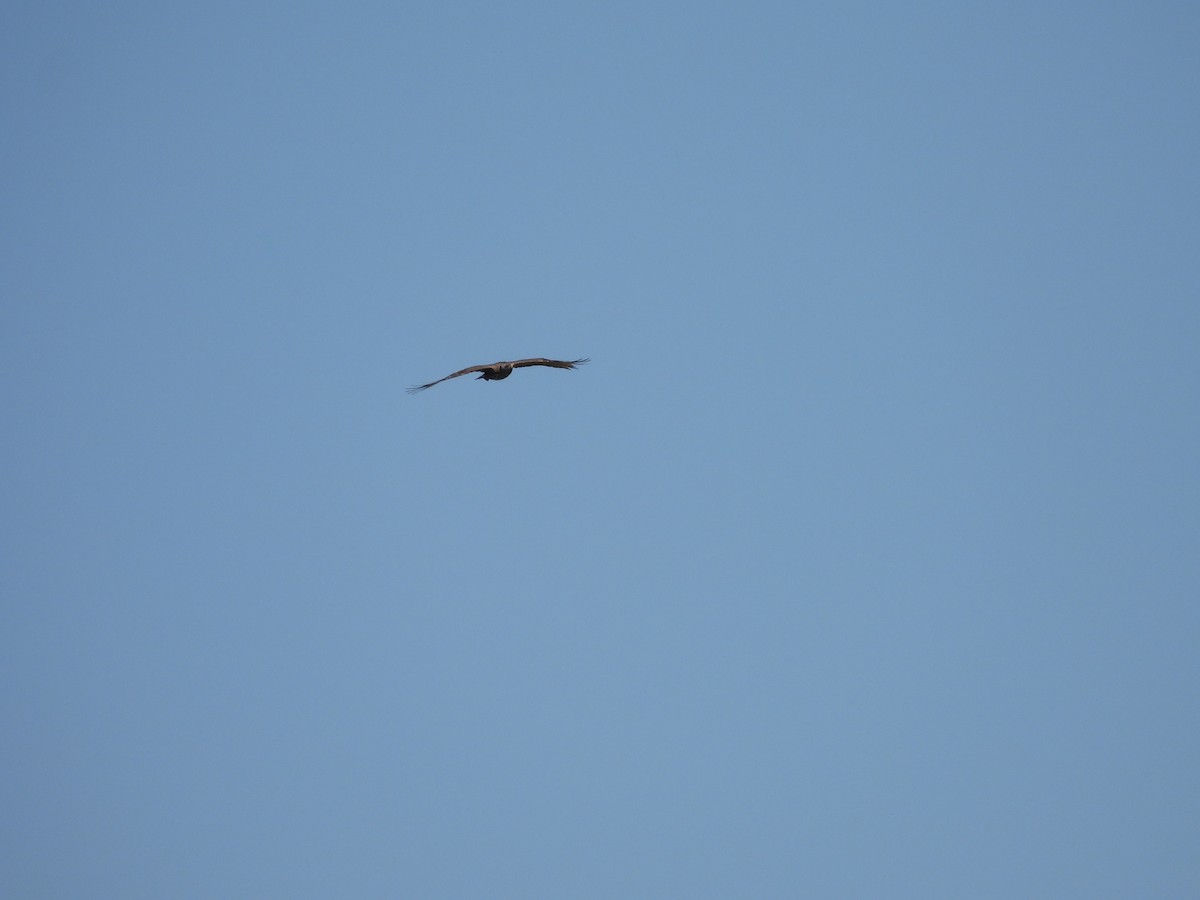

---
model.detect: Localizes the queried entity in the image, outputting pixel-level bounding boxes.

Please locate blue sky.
[3,2,1198,897]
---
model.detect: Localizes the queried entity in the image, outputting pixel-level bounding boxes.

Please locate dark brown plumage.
[407,357,589,393]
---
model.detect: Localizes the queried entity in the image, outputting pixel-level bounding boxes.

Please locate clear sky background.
[3,2,1198,897]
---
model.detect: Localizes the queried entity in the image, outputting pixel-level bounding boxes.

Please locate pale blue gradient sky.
[3,2,1198,897]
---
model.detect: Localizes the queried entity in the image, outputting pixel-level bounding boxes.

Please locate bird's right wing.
[407,363,491,393]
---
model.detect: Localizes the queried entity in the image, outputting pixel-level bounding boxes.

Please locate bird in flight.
[407,357,590,393]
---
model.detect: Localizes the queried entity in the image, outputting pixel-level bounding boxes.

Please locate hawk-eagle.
[408,357,589,393]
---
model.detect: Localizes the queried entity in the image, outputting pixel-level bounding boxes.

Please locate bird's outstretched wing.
[510,357,590,370]
[407,363,494,393]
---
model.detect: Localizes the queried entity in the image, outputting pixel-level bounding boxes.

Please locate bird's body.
[475,363,516,381]
[408,357,589,393]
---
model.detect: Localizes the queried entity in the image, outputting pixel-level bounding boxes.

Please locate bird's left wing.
[510,357,590,370]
